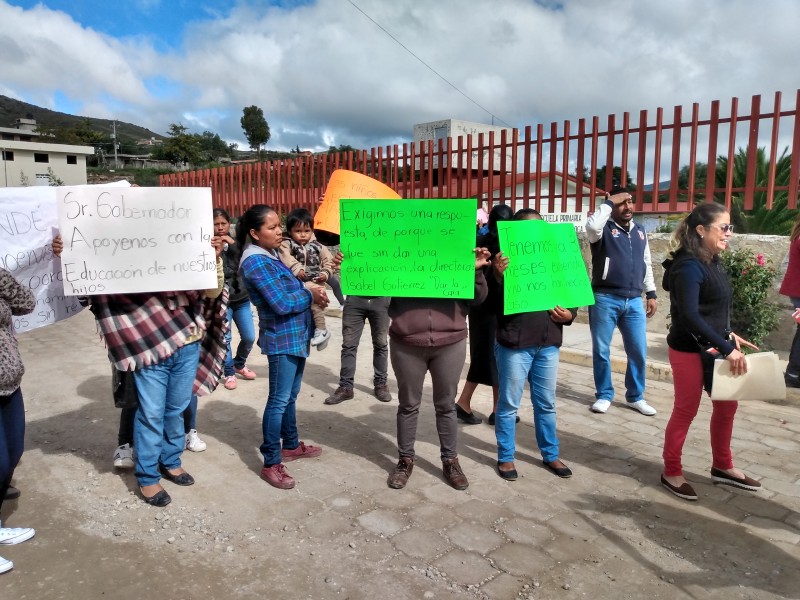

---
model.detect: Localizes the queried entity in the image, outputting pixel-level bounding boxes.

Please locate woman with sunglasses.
[660,204,760,501]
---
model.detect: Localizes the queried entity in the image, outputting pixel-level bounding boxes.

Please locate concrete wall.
[0,140,93,186]
[575,232,794,354]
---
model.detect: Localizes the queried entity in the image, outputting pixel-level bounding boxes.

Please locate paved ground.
[3,304,800,600]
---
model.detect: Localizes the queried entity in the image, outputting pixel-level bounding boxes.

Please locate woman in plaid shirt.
[237,205,330,490]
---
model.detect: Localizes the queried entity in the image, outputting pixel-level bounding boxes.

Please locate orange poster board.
[314,169,400,236]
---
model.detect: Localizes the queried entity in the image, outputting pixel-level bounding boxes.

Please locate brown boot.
[387,457,414,489]
[442,457,469,490]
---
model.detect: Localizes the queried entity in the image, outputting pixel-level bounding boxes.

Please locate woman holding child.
[237,205,329,490]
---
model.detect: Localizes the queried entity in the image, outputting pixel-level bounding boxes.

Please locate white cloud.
[1,0,798,152]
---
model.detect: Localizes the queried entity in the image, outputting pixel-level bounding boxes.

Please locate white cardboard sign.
[0,185,84,333]
[56,186,216,295]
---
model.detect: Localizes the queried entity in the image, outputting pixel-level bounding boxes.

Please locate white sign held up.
[0,186,83,333]
[56,186,217,295]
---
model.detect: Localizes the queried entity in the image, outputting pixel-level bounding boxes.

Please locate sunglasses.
[709,223,734,233]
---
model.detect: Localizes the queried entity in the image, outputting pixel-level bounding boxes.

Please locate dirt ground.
[3,309,800,600]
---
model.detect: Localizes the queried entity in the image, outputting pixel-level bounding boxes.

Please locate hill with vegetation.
[0,94,163,145]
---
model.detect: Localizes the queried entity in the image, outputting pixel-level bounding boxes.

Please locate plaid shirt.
[91,261,229,396]
[240,245,313,358]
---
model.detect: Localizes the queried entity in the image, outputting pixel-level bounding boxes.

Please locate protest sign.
[314,170,400,237]
[497,219,594,314]
[340,198,476,298]
[0,186,83,333]
[57,186,216,295]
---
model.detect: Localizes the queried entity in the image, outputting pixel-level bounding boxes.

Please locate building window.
[1,151,13,161]
[66,155,77,165]
[34,153,49,163]
[1,134,12,141]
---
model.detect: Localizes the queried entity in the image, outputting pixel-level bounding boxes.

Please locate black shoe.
[544,460,572,478]
[487,413,520,426]
[497,461,518,481]
[4,486,20,500]
[159,465,195,486]
[141,488,171,507]
[785,373,800,388]
[455,404,482,424]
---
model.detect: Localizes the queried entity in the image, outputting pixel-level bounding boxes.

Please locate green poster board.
[497,220,595,314]
[339,199,476,298]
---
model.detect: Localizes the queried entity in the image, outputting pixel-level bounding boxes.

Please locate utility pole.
[112,121,119,169]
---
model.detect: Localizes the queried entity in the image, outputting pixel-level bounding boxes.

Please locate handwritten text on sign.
[0,186,84,333]
[57,186,216,295]
[339,199,476,298]
[497,220,595,314]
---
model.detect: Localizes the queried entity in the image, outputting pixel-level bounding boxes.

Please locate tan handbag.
[710,352,786,401]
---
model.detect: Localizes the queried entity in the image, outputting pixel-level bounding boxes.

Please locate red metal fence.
[161,90,800,217]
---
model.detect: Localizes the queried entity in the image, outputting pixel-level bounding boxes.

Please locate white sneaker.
[0,525,35,545]
[591,399,611,414]
[185,429,207,452]
[113,443,135,469]
[0,556,12,574]
[310,328,330,347]
[628,400,657,416]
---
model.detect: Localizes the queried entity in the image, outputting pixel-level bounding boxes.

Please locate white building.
[0,120,94,186]
[412,119,514,172]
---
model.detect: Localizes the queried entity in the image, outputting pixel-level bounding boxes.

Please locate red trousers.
[663,348,738,476]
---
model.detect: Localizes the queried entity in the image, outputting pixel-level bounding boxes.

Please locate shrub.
[720,247,780,348]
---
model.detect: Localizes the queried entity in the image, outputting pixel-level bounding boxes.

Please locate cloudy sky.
[0,0,796,153]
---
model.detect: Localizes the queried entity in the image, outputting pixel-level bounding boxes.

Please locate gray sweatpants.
[390,338,466,460]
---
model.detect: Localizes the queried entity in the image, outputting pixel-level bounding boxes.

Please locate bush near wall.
[720,248,780,348]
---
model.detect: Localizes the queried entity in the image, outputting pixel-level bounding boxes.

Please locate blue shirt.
[240,245,314,358]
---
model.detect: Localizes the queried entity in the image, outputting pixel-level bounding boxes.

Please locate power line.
[346,0,512,127]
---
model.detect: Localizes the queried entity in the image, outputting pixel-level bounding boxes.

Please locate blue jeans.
[589,292,647,403]
[0,387,25,508]
[224,300,256,376]
[495,344,560,463]
[260,354,305,466]
[133,342,199,486]
[183,395,198,433]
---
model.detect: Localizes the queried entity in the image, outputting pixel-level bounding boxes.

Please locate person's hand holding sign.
[492,251,509,281]
[211,236,225,259]
[549,305,573,324]
[52,234,63,257]
[474,247,491,270]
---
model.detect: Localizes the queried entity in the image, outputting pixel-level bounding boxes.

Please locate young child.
[279,208,335,350]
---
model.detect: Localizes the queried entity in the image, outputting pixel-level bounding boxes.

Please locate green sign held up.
[339,199,476,298]
[497,220,595,315]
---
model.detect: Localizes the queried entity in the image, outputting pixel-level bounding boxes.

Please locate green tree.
[240,105,270,158]
[153,123,203,166]
[328,144,356,154]
[581,165,634,192]
[197,130,233,162]
[715,147,797,235]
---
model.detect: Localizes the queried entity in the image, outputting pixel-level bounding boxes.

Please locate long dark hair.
[669,203,728,263]
[488,204,513,233]
[235,204,276,252]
